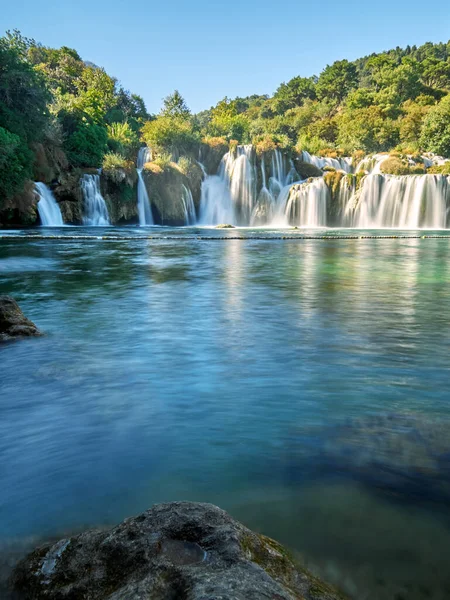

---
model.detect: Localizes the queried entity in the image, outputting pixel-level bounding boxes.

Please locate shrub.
[380,157,410,175]
[106,121,139,158]
[253,133,292,155]
[153,152,173,170]
[428,162,450,175]
[141,116,199,156]
[102,152,129,170]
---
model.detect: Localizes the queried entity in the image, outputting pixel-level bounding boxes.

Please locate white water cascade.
[345,174,450,229]
[198,145,450,228]
[35,182,64,226]
[283,178,329,227]
[81,174,110,226]
[199,146,298,226]
[136,147,154,226]
[301,151,352,173]
[181,184,196,225]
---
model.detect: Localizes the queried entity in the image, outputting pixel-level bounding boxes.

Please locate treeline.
[0,30,149,205]
[143,40,450,164]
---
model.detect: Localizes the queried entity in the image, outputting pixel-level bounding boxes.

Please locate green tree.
[420,94,450,155]
[0,126,33,200]
[316,60,358,102]
[161,90,190,118]
[272,76,317,113]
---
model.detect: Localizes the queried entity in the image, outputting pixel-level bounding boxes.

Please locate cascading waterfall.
[283,178,329,227]
[200,146,299,226]
[81,174,110,226]
[35,182,64,226]
[136,147,154,226]
[199,145,450,228]
[181,185,196,225]
[301,150,352,173]
[346,174,450,229]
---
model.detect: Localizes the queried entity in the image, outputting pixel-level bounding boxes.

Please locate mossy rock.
[143,163,194,226]
[11,502,347,600]
[0,180,39,226]
[215,223,235,229]
[199,138,229,174]
[294,161,323,179]
[100,167,138,224]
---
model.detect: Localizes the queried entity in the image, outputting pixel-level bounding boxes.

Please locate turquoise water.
[1,226,450,599]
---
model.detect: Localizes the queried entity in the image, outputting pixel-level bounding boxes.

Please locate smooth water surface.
[1,226,450,599]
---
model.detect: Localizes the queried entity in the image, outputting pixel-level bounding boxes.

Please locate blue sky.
[3,0,450,114]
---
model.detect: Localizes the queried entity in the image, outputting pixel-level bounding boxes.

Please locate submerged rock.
[0,296,42,342]
[11,501,346,600]
[287,412,450,504]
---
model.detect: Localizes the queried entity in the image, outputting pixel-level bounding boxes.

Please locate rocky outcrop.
[293,160,323,180]
[11,502,345,600]
[101,167,138,224]
[0,296,42,342]
[143,163,192,226]
[53,171,85,225]
[199,138,229,175]
[0,182,39,227]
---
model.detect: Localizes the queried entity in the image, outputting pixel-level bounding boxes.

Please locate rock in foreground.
[0,296,42,342]
[11,501,345,600]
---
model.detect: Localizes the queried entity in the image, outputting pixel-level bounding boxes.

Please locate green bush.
[153,152,173,170]
[102,152,129,170]
[427,162,450,175]
[106,121,139,158]
[141,116,198,155]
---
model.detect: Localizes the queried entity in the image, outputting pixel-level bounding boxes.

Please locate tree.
[316,60,358,102]
[207,98,250,142]
[141,115,198,156]
[0,34,50,142]
[64,120,108,167]
[161,90,190,119]
[420,94,450,156]
[337,106,400,153]
[272,76,317,113]
[0,126,33,200]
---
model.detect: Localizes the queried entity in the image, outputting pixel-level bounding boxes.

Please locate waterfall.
[35,182,64,226]
[346,174,450,228]
[181,185,196,225]
[136,147,154,226]
[301,151,352,173]
[198,165,235,225]
[283,178,329,227]
[199,146,298,226]
[81,174,110,226]
[198,145,450,228]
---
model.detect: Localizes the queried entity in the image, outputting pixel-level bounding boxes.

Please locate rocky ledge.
[11,501,345,600]
[0,296,42,342]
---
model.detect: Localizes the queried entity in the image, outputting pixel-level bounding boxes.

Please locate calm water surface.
[1,226,450,599]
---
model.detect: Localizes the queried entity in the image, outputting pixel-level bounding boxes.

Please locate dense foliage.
[0,29,149,205]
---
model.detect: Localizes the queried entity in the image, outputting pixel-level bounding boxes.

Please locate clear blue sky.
[3,0,450,114]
